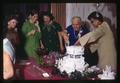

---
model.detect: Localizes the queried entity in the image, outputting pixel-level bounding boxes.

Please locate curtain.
[51,3,66,30]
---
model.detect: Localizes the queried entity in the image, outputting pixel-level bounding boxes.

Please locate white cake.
[56,46,89,76]
[66,46,84,55]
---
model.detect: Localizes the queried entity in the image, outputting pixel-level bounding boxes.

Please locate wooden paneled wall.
[51,3,66,30]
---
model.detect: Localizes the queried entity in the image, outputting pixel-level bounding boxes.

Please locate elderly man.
[62,16,98,66]
[63,16,90,45]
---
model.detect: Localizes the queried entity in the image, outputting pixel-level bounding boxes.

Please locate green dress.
[21,20,42,64]
[40,22,62,52]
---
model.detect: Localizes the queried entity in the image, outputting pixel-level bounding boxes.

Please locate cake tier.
[56,55,88,76]
[66,46,84,55]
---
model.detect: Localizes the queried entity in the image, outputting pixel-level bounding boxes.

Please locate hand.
[31,29,36,35]
[64,35,69,42]
[74,40,81,46]
[61,30,69,43]
[40,44,44,49]
[60,46,65,54]
[62,33,69,43]
[35,21,41,32]
[49,20,53,24]
[27,30,36,36]
[35,21,39,26]
[40,41,44,49]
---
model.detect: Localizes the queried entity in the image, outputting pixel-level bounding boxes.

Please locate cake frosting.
[66,46,84,55]
[55,46,116,79]
[55,46,89,76]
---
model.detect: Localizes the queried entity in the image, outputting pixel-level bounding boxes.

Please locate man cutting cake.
[61,16,98,66]
[63,11,117,72]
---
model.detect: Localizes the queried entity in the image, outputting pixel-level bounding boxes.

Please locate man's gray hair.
[71,16,81,23]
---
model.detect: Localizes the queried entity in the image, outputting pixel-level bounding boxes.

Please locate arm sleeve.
[55,23,62,32]
[81,26,90,35]
[4,46,13,62]
[3,39,15,64]
[21,22,29,37]
[66,26,71,34]
[89,43,99,53]
[79,27,105,46]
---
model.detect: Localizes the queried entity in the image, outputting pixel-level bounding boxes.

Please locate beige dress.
[78,21,117,71]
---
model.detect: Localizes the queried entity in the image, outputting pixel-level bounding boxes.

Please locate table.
[15,58,69,80]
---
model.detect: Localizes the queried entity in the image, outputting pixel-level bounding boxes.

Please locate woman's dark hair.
[42,12,55,21]
[27,9,38,17]
[7,15,18,22]
[3,15,18,38]
[88,11,104,22]
[6,31,20,47]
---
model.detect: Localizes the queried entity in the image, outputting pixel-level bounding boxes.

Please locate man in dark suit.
[65,16,90,45]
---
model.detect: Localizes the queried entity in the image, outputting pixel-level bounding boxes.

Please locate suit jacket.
[67,25,89,45]
[78,21,117,71]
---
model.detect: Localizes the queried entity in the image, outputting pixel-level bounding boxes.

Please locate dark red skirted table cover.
[15,58,69,80]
